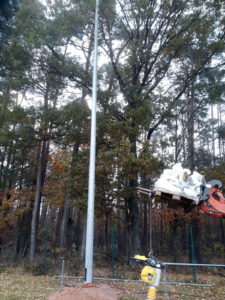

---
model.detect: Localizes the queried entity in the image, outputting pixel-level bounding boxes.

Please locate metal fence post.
[60,259,65,290]
[163,265,168,300]
[189,225,197,283]
[111,225,115,278]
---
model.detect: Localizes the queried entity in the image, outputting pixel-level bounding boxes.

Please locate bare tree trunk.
[105,213,109,255]
[187,84,203,262]
[74,209,84,251]
[40,202,48,228]
[211,104,215,165]
[187,88,195,172]
[29,140,48,263]
[59,193,71,248]
[126,138,141,259]
[127,144,140,258]
[116,207,124,259]
[56,208,63,245]
[81,24,94,102]
[174,106,179,162]
[59,143,79,248]
[217,103,223,159]
[171,217,180,262]
[181,113,186,162]
[80,219,86,262]
[142,201,148,252]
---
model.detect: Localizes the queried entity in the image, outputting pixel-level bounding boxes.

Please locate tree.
[98,0,225,256]
[1,0,225,265]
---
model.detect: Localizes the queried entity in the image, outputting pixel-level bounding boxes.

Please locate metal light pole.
[84,0,99,284]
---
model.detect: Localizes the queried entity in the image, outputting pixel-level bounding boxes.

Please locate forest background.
[0,0,225,273]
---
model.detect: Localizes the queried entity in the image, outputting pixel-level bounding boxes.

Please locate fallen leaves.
[0,268,58,299]
[0,268,224,300]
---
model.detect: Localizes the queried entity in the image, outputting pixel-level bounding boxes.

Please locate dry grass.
[0,267,224,300]
[117,272,225,300]
[0,268,59,300]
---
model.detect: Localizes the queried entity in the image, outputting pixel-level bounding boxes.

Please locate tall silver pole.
[84,0,99,284]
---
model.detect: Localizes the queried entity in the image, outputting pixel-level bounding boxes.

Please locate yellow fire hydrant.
[133,255,164,300]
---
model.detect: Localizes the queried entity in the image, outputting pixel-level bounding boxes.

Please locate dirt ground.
[48,282,125,300]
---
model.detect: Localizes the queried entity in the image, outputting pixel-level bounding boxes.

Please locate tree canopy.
[0,0,225,266]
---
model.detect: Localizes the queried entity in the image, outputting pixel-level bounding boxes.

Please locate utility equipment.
[137,180,225,218]
[132,255,164,300]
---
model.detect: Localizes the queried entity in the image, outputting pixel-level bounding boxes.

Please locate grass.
[0,267,224,299]
[0,268,59,300]
[116,272,225,299]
